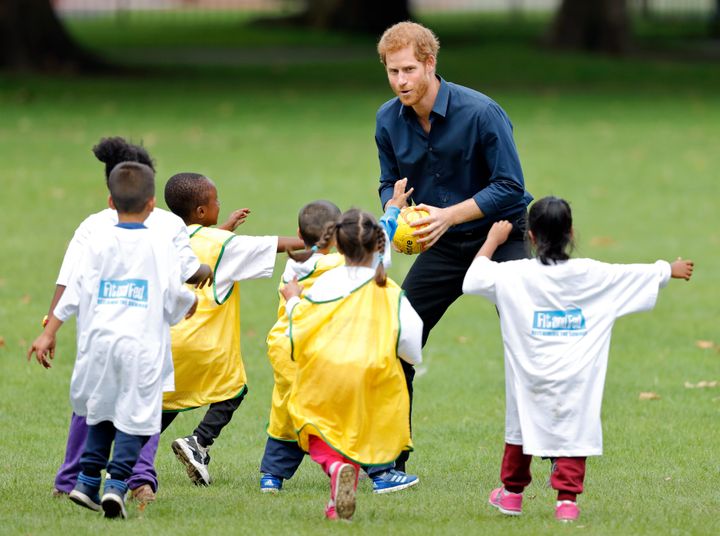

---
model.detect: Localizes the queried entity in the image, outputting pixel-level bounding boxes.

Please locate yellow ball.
[392,208,430,255]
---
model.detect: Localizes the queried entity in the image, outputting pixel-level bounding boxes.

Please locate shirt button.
[435,173,440,178]
[429,146,433,152]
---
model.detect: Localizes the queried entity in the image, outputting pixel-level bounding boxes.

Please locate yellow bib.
[287,277,412,465]
[164,225,246,410]
[265,253,344,440]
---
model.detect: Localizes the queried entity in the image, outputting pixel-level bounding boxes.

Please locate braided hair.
[316,208,387,286]
[287,200,342,263]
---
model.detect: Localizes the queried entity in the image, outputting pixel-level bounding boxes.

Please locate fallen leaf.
[0,336,5,348]
[639,391,661,401]
[695,340,715,350]
[684,380,719,389]
[457,336,468,344]
[20,294,31,305]
[590,236,615,247]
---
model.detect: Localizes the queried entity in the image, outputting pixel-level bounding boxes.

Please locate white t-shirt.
[287,265,423,366]
[463,257,671,457]
[57,208,200,286]
[55,225,196,435]
[211,234,278,298]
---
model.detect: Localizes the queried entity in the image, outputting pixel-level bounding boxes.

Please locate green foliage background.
[0,13,718,535]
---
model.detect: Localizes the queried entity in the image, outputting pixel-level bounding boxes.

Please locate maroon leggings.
[501,443,586,502]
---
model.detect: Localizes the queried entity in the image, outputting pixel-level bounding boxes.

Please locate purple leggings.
[54,412,159,493]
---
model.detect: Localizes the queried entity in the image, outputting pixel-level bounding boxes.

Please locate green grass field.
[0,12,718,535]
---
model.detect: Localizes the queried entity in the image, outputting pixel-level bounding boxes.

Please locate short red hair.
[377,21,440,65]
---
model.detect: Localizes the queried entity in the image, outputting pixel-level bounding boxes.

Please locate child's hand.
[185,295,199,319]
[27,332,56,369]
[190,264,214,289]
[218,208,250,232]
[387,178,414,210]
[280,277,303,301]
[487,220,513,245]
[670,257,694,280]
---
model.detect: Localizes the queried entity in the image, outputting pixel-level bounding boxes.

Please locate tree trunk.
[711,0,720,39]
[548,0,631,55]
[283,0,410,34]
[0,0,101,71]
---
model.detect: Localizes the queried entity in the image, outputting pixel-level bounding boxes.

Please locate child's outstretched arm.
[218,208,251,232]
[27,316,64,369]
[277,236,306,252]
[475,221,513,259]
[670,258,694,281]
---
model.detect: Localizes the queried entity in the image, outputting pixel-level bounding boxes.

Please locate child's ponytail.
[287,220,338,263]
[374,225,387,287]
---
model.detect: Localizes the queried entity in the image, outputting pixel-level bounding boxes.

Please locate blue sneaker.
[260,473,283,493]
[371,469,419,494]
[101,478,128,519]
[68,472,101,512]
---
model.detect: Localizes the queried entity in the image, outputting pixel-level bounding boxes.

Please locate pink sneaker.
[488,487,523,516]
[328,463,356,521]
[555,500,580,522]
[324,503,338,520]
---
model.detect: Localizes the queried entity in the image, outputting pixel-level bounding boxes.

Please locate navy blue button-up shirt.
[376,77,532,233]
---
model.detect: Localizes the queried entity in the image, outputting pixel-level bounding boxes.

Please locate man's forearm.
[446,198,484,226]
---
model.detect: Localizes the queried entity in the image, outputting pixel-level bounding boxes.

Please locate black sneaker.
[101,478,128,519]
[171,435,212,486]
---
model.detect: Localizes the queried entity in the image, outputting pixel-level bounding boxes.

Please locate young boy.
[28,162,198,519]
[162,172,304,486]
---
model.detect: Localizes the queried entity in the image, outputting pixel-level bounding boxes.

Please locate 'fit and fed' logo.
[532,308,586,337]
[98,279,149,308]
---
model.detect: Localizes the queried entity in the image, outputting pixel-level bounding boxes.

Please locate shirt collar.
[399,75,449,120]
[115,222,146,229]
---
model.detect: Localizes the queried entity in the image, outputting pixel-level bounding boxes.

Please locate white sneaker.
[171,435,212,486]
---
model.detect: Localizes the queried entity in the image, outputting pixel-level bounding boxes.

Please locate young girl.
[260,200,344,492]
[281,208,423,520]
[461,196,694,522]
[261,180,416,494]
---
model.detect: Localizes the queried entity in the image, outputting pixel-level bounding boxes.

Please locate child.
[281,208,423,520]
[260,200,344,492]
[45,137,217,504]
[45,137,218,504]
[28,162,198,519]
[162,172,304,486]
[260,180,420,494]
[461,196,694,522]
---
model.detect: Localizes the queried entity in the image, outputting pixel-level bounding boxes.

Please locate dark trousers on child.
[399,210,531,470]
[162,388,247,447]
[501,443,586,501]
[80,421,149,481]
[260,436,393,480]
